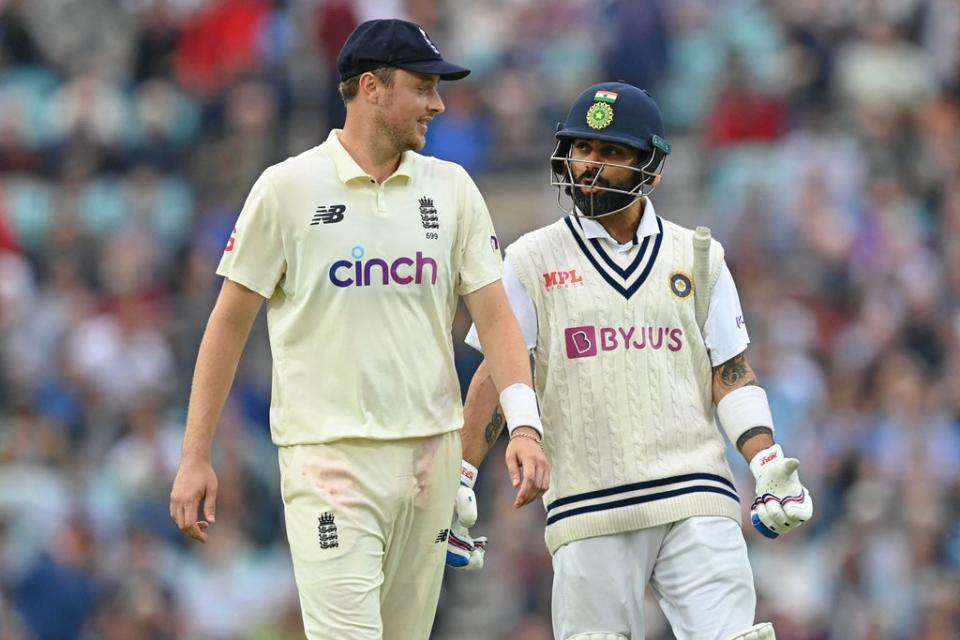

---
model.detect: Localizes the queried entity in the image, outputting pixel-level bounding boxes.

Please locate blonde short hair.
[338,67,397,104]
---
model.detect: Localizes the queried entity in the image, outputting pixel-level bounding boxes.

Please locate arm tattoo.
[736,426,773,451]
[484,406,505,447]
[715,353,759,389]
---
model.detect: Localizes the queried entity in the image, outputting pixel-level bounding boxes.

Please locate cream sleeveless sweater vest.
[508,214,741,554]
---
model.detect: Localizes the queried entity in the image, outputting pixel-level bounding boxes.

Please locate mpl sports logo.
[543,269,584,290]
[329,245,438,288]
[564,325,684,359]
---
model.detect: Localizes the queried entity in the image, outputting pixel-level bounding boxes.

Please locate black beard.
[570,173,640,217]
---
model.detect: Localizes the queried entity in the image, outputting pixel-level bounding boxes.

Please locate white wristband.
[715,385,774,447]
[498,383,543,438]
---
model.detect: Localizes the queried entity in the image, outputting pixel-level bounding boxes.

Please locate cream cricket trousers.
[278,431,461,640]
[552,517,756,640]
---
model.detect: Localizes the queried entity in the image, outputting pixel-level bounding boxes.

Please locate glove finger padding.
[455,485,477,528]
[446,520,485,570]
[751,510,780,539]
[782,488,813,526]
[756,495,791,531]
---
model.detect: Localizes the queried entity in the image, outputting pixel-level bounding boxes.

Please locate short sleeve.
[216,169,286,299]
[703,261,750,366]
[464,255,538,352]
[454,168,503,296]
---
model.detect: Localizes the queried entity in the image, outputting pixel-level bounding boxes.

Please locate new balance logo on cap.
[311,205,346,225]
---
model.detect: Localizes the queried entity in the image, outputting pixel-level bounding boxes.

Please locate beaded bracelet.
[509,431,542,446]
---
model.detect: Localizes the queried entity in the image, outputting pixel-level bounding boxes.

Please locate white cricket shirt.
[218,130,503,445]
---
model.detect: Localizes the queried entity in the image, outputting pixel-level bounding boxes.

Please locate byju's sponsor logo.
[565,326,598,358]
[543,269,584,289]
[329,245,438,288]
[564,325,684,359]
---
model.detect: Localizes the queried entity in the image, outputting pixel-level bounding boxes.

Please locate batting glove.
[749,444,813,539]
[446,461,487,569]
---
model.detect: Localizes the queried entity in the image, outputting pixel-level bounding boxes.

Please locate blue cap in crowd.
[337,19,471,82]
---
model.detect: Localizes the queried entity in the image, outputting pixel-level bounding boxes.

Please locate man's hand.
[749,444,813,539]
[447,461,486,569]
[170,457,218,543]
[506,427,550,508]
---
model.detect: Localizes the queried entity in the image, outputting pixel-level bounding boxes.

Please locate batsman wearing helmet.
[458,82,813,640]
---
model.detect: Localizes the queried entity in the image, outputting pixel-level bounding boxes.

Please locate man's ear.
[358,72,382,105]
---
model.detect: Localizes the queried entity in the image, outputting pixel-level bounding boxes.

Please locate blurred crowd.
[0,0,958,638]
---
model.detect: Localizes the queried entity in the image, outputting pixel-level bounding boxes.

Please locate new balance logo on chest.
[311,204,346,225]
[543,269,584,289]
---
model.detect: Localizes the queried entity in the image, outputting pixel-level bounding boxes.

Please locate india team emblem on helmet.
[670,272,693,299]
[586,102,614,130]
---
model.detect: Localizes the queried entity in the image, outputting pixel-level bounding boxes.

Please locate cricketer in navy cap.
[337,19,470,82]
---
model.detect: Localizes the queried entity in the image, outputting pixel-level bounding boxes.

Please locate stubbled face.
[373,69,444,152]
[568,138,642,217]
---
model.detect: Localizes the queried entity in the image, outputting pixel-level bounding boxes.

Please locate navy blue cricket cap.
[337,19,470,82]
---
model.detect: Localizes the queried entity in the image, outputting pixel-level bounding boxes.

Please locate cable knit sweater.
[507,214,741,554]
